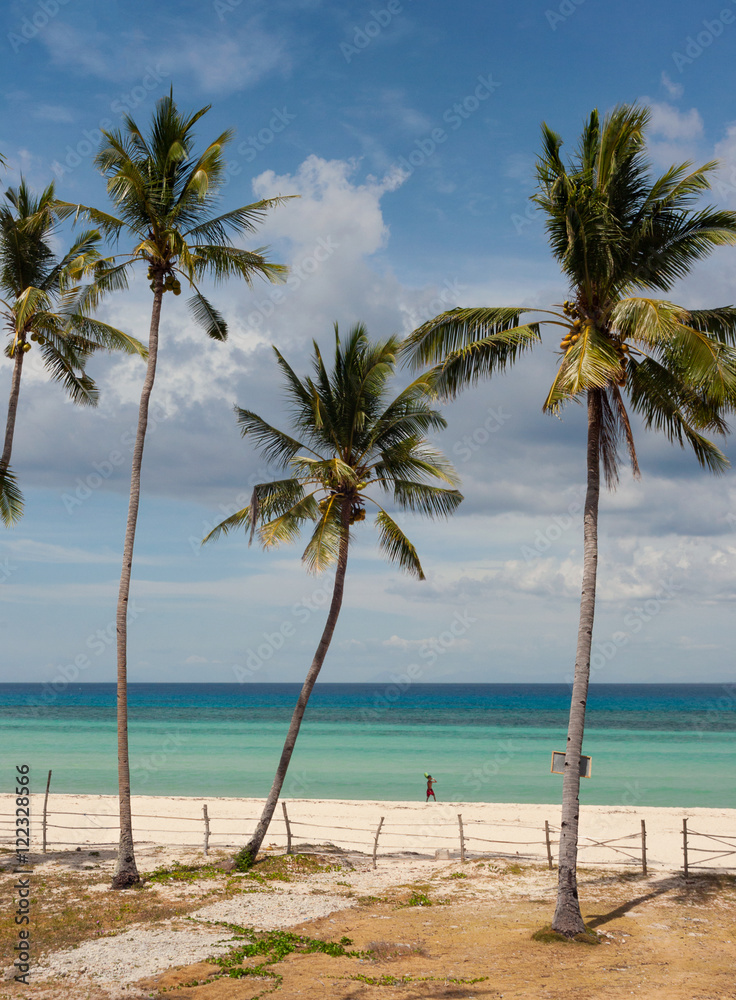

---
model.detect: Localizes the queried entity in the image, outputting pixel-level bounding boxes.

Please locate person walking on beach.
[425,774,437,802]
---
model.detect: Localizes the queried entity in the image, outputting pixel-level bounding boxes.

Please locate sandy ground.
[1,841,735,1000]
[2,794,735,872]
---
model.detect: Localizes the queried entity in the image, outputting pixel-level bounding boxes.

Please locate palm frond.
[187,290,227,341]
[627,355,730,471]
[235,407,314,465]
[301,496,344,573]
[544,326,622,411]
[391,480,464,517]
[402,306,538,371]
[0,463,24,526]
[374,509,425,580]
[184,197,297,241]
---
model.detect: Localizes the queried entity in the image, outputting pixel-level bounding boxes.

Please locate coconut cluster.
[559,300,585,350]
[147,266,181,295]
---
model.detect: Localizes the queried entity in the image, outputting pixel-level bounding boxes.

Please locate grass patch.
[143,861,222,884]
[247,853,341,881]
[532,924,600,945]
[405,891,432,907]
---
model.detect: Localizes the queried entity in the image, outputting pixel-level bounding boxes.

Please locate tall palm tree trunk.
[1,342,25,471]
[111,279,163,890]
[238,502,351,868]
[552,389,601,936]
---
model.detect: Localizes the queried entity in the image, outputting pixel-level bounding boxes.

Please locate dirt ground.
[3,852,735,1000]
[137,878,736,1000]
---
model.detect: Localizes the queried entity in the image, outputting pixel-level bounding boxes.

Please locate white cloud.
[637,100,705,168]
[647,101,703,141]
[41,20,290,95]
[31,103,76,123]
[660,72,684,100]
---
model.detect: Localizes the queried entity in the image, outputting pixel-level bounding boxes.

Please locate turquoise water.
[0,683,733,807]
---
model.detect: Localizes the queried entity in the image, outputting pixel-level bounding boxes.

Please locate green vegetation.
[143,861,222,884]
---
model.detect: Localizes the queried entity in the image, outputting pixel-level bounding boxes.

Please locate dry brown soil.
[138,879,736,1000]
[2,852,735,1000]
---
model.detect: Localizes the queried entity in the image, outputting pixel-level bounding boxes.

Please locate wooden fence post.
[282,801,292,855]
[640,819,647,876]
[42,770,52,854]
[544,820,553,870]
[372,817,384,870]
[458,814,465,862]
[682,817,688,877]
[202,804,210,856]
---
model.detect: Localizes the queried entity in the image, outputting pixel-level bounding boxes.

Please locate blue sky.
[1,0,736,685]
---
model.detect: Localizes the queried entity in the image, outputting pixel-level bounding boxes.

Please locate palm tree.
[58,94,291,888]
[0,180,144,525]
[205,323,463,868]
[402,104,736,936]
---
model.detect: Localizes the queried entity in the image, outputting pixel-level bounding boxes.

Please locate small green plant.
[212,924,363,971]
[143,862,222,884]
[406,891,432,907]
[448,871,467,879]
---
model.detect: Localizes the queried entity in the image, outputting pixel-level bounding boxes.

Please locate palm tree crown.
[535,104,736,475]
[0,180,144,524]
[403,104,736,474]
[207,323,463,576]
[57,93,290,339]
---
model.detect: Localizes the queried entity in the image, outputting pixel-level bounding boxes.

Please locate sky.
[1,0,736,685]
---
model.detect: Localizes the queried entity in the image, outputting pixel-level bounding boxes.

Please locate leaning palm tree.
[58,94,290,888]
[403,103,736,936]
[205,323,463,868]
[0,180,144,525]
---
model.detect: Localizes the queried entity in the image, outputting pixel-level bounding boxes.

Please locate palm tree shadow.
[585,875,680,928]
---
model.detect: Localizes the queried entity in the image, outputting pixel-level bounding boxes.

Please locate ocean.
[0,683,733,807]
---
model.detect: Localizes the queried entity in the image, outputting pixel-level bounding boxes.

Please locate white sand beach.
[3,794,734,872]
